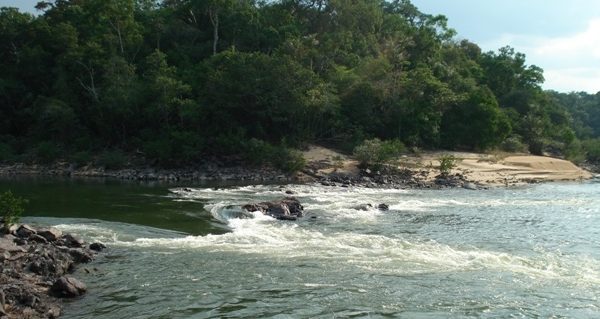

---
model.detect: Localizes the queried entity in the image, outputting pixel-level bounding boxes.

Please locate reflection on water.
[2,177,600,318]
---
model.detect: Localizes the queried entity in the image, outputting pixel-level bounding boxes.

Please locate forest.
[1,0,600,171]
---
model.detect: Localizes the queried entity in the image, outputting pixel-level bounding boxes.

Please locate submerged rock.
[242,197,304,220]
[354,204,373,211]
[463,182,478,190]
[89,242,107,252]
[51,277,87,298]
[378,203,389,211]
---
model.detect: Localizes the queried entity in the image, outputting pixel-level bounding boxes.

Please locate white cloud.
[482,18,600,93]
[544,68,600,93]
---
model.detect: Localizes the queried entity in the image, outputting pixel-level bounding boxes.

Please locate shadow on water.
[0,176,261,235]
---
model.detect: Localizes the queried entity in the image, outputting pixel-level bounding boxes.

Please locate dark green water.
[2,177,600,318]
[0,177,228,235]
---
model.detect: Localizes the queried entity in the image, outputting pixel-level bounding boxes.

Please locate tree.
[442,88,511,150]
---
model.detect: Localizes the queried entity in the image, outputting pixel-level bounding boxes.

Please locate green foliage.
[441,88,511,151]
[0,191,27,227]
[438,154,459,176]
[500,136,529,153]
[96,150,128,169]
[0,0,596,168]
[71,151,93,167]
[244,139,305,174]
[583,139,600,163]
[0,142,15,162]
[353,138,405,168]
[33,142,62,164]
[564,139,585,164]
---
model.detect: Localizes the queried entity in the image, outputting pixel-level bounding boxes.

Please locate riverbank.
[298,146,594,189]
[0,163,292,183]
[0,146,595,189]
[0,223,105,318]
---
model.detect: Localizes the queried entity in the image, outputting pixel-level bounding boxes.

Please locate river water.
[2,178,600,318]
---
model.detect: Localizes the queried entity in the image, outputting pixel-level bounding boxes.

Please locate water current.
[3,178,600,318]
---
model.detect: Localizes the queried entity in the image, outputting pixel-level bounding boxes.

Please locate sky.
[411,0,600,93]
[2,0,599,93]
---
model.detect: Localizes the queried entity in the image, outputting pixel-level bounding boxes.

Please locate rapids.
[5,178,600,318]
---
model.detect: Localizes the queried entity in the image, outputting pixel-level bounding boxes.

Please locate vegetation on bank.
[0,191,26,228]
[1,0,600,172]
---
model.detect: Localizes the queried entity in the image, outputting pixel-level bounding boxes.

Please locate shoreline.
[0,159,595,191]
[0,163,293,183]
[0,146,596,190]
[0,223,105,318]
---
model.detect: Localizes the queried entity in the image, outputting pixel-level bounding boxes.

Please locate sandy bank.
[300,146,593,187]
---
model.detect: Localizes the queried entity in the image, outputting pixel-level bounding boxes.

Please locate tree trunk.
[208,8,219,55]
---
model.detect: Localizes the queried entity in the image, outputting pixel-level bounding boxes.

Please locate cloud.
[482,18,600,93]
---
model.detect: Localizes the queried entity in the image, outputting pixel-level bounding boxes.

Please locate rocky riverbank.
[313,165,484,190]
[300,146,593,189]
[0,163,292,183]
[0,223,105,318]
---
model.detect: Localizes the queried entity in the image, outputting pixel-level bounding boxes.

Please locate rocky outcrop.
[0,223,105,318]
[242,197,304,220]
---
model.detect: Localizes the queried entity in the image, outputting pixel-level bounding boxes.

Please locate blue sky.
[412,0,600,93]
[2,0,599,93]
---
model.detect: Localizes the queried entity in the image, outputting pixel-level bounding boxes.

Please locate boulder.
[354,204,373,211]
[62,234,84,248]
[16,225,36,238]
[68,248,94,263]
[50,277,87,298]
[89,242,107,252]
[378,203,389,211]
[38,228,63,242]
[28,248,73,277]
[0,236,27,254]
[463,182,478,190]
[242,197,304,220]
[30,234,49,244]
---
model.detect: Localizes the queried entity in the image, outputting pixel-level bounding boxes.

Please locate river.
[2,177,599,318]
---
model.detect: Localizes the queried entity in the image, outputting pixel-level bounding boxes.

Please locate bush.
[0,191,27,227]
[96,150,128,169]
[500,136,528,153]
[143,138,173,166]
[34,141,61,164]
[438,154,459,176]
[244,139,305,174]
[583,139,600,163]
[0,142,15,163]
[564,139,586,164]
[71,151,93,167]
[353,138,405,168]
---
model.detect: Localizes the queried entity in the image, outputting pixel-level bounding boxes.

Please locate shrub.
[71,151,93,167]
[583,139,600,163]
[0,191,27,227]
[143,138,173,166]
[563,139,586,164]
[34,141,61,164]
[438,154,459,176]
[500,136,528,153]
[353,138,405,168]
[96,150,128,169]
[244,139,305,174]
[0,142,15,162]
[275,149,306,173]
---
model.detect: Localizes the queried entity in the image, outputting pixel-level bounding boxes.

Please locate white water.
[42,182,600,318]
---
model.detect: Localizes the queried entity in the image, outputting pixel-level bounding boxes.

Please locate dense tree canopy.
[0,0,599,169]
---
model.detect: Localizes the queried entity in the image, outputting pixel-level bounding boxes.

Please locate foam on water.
[32,181,600,318]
